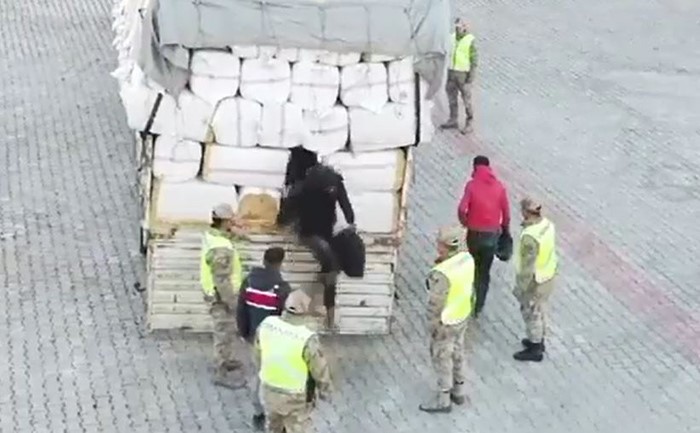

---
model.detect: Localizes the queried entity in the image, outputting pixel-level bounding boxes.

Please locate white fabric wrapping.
[231,45,260,59]
[190,50,241,77]
[211,97,262,147]
[323,149,405,192]
[174,90,216,142]
[152,135,202,182]
[387,57,415,104]
[203,145,290,188]
[336,190,399,233]
[340,63,388,112]
[302,105,349,155]
[240,58,291,104]
[259,102,307,149]
[290,62,340,111]
[319,51,362,66]
[349,103,415,151]
[152,179,239,224]
[361,53,397,62]
[189,75,240,106]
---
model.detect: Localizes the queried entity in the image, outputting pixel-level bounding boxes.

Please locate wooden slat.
[149,314,213,332]
[337,306,390,317]
[151,303,210,315]
[336,293,393,308]
[335,317,388,335]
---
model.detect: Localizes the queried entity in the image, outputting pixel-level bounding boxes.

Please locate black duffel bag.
[330,227,366,277]
[496,229,513,262]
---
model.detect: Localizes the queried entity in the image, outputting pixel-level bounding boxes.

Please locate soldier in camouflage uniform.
[201,203,248,389]
[513,198,558,362]
[254,290,332,433]
[420,226,475,413]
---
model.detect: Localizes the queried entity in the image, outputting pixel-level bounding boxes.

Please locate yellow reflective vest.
[258,316,314,393]
[432,251,475,325]
[450,33,475,72]
[515,218,558,283]
[200,229,243,297]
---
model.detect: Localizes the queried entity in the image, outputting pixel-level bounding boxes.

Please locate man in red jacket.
[457,155,511,316]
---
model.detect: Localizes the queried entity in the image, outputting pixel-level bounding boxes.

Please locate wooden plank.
[336,293,393,308]
[151,303,210,315]
[149,314,213,332]
[149,259,393,275]
[335,317,388,335]
[337,306,390,318]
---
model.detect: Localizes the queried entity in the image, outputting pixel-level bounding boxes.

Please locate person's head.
[455,19,469,37]
[473,155,490,168]
[211,203,237,231]
[284,289,311,316]
[520,197,543,221]
[436,225,464,260]
[305,164,339,195]
[263,246,285,271]
[285,146,319,185]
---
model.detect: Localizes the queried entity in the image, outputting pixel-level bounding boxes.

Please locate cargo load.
[112,0,448,334]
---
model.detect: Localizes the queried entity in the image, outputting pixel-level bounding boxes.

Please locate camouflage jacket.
[205,227,243,307]
[514,225,539,295]
[425,258,452,333]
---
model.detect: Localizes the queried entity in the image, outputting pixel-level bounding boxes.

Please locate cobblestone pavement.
[2,0,700,432]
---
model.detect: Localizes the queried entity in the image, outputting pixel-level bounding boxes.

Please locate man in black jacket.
[236,247,291,430]
[278,162,356,331]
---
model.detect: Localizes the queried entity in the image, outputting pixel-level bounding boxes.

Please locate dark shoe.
[459,124,473,135]
[439,121,458,130]
[513,344,544,362]
[213,370,247,390]
[419,391,452,413]
[450,382,466,405]
[521,338,546,352]
[252,413,265,431]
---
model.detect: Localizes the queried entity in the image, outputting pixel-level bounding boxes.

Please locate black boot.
[521,338,546,352]
[252,413,265,431]
[513,343,544,362]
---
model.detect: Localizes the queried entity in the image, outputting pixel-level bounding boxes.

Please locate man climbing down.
[277,147,356,331]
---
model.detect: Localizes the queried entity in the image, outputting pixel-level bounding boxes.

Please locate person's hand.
[203,295,215,304]
[347,223,356,232]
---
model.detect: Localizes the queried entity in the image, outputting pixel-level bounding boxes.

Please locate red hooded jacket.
[457,165,510,232]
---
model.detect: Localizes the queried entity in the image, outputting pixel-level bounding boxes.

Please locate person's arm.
[303,335,332,400]
[210,247,237,308]
[236,277,250,339]
[515,234,538,292]
[276,281,292,315]
[277,182,303,227]
[426,270,449,333]
[500,186,511,231]
[336,179,355,226]
[457,181,472,227]
[469,41,479,71]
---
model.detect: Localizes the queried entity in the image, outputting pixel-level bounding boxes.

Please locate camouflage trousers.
[210,302,237,369]
[445,70,473,123]
[430,320,468,391]
[261,386,311,433]
[514,279,555,343]
[249,345,264,415]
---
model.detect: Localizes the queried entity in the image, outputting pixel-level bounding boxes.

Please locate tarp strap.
[413,73,421,145]
[141,92,163,139]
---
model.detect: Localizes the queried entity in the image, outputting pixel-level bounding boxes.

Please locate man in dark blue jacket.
[236,246,291,430]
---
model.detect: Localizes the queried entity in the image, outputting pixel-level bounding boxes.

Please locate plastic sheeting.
[137,0,451,98]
